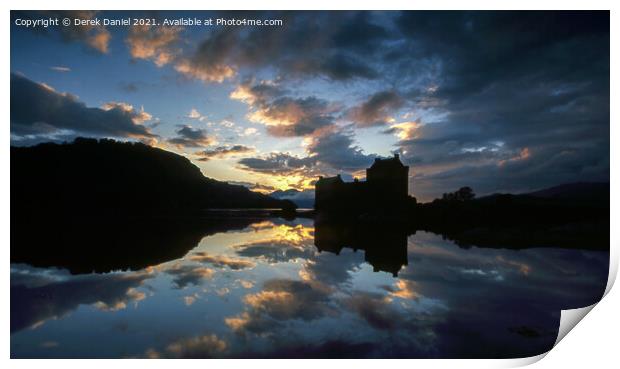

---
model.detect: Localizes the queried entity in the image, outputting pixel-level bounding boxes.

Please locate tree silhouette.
[441,186,476,202]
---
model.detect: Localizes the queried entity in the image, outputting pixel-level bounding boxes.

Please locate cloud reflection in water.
[10,220,608,358]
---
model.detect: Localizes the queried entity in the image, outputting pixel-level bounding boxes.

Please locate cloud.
[164,263,215,289]
[184,293,199,306]
[237,279,255,289]
[238,152,317,175]
[225,278,333,335]
[231,81,337,138]
[101,102,153,124]
[50,66,71,72]
[167,125,215,148]
[119,82,140,93]
[10,73,156,142]
[300,249,365,286]
[187,108,207,121]
[58,11,111,53]
[382,279,420,300]
[195,145,255,161]
[242,127,258,136]
[10,265,152,333]
[172,28,238,83]
[237,127,375,187]
[342,293,401,331]
[234,225,315,263]
[305,127,376,172]
[188,252,256,270]
[288,53,379,81]
[383,120,421,141]
[384,11,609,200]
[18,11,112,53]
[145,334,227,358]
[126,24,183,66]
[348,90,403,127]
[166,12,388,84]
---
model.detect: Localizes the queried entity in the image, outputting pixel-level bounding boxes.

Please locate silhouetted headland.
[11,138,296,217]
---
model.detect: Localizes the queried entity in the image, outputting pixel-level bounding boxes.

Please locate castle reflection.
[314,222,409,277]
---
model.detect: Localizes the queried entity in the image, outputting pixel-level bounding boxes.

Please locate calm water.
[10,218,608,358]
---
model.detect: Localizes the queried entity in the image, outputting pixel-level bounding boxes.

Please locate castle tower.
[366,153,409,199]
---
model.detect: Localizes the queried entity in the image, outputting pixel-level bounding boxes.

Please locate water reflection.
[10,219,608,358]
[315,222,408,276]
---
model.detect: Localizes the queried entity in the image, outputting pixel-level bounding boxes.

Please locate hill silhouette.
[11,137,295,217]
[412,184,609,250]
[525,182,609,203]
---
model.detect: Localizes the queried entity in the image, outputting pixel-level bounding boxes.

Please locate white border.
[2,1,617,368]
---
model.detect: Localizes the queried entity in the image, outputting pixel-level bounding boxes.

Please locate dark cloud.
[171,11,389,83]
[13,11,111,53]
[167,125,215,148]
[164,264,215,289]
[188,252,256,270]
[303,249,365,286]
[10,265,151,333]
[307,128,376,172]
[251,340,377,359]
[263,98,335,137]
[289,53,378,81]
[195,145,255,161]
[343,293,401,331]
[10,74,156,143]
[331,12,391,52]
[174,27,238,82]
[386,11,610,200]
[206,11,607,199]
[238,152,317,175]
[349,90,404,127]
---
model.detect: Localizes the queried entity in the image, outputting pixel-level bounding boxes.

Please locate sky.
[10,10,610,201]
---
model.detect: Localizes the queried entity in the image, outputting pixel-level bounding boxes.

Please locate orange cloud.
[174,59,235,83]
[498,147,531,167]
[188,252,256,270]
[387,121,421,140]
[126,24,183,66]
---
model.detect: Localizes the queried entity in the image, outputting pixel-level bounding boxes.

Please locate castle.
[315,153,410,213]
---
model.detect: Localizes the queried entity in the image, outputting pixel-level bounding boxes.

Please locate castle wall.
[315,156,410,213]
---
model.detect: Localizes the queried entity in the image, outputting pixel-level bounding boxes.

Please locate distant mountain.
[270,189,315,208]
[11,138,295,216]
[417,182,609,250]
[525,182,609,203]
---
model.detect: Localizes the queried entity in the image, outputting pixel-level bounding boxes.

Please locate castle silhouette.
[315,153,411,213]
